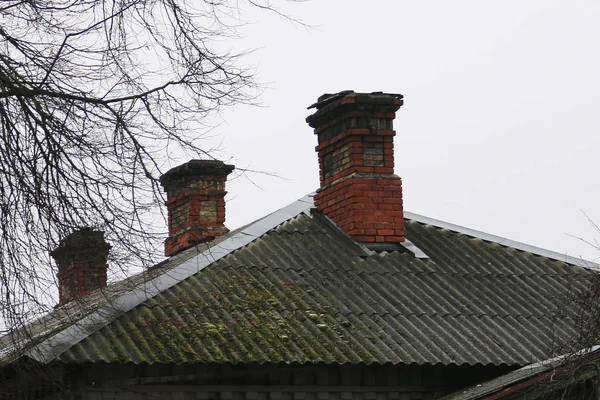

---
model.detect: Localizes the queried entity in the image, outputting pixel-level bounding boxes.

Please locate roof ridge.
[405,212,599,270]
[274,230,328,235]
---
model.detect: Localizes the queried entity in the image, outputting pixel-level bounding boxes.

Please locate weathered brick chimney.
[160,160,234,257]
[306,91,405,243]
[51,228,110,305]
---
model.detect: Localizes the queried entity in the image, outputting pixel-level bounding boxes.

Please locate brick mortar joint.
[315,130,396,151]
[316,172,402,194]
[166,191,228,205]
[312,112,397,134]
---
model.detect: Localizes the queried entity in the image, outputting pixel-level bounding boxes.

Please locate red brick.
[352,235,375,243]
[309,92,404,244]
[349,228,365,235]
[385,236,404,242]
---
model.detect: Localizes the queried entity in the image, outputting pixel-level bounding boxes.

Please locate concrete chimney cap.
[160,160,235,186]
[306,91,404,129]
[307,91,403,110]
[51,228,110,257]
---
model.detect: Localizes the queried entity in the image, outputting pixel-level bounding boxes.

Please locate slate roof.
[2,194,596,367]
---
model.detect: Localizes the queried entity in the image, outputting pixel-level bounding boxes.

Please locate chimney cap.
[307,90,355,110]
[160,160,235,186]
[307,90,403,109]
[51,228,110,259]
[306,91,404,128]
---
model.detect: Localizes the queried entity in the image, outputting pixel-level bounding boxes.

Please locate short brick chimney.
[306,91,405,243]
[160,160,234,257]
[51,228,110,305]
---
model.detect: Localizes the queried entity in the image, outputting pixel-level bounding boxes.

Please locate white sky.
[200,1,600,263]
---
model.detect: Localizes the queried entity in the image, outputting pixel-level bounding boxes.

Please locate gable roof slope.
[1,194,596,368]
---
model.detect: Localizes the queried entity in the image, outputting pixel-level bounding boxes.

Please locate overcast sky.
[198,1,600,263]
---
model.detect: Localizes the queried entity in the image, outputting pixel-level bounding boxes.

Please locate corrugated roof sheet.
[441,346,600,399]
[52,206,593,367]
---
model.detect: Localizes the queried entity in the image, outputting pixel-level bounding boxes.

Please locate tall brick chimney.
[306,91,405,243]
[160,160,234,257]
[51,228,110,305]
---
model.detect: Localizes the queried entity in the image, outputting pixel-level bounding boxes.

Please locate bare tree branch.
[0,0,300,336]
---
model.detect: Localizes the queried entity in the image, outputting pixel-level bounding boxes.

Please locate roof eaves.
[25,194,315,364]
[441,346,600,400]
[404,211,599,270]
